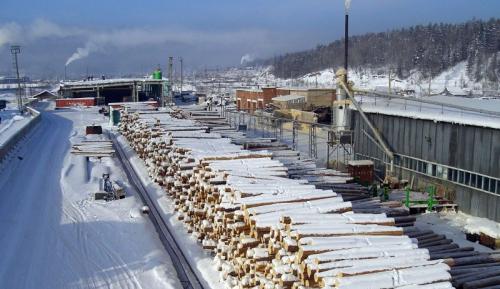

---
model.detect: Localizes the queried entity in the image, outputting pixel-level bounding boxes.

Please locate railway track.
[110,132,205,289]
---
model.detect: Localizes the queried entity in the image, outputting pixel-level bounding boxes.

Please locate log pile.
[405,227,500,289]
[118,110,454,289]
[71,140,115,157]
[187,108,412,221]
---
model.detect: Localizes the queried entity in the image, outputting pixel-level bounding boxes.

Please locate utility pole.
[388,69,392,94]
[168,56,174,104]
[10,45,23,113]
[180,57,183,95]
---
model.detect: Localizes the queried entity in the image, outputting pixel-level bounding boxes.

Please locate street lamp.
[344,0,351,83]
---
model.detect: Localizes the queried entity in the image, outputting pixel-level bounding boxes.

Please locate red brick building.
[236,87,290,112]
[236,87,337,112]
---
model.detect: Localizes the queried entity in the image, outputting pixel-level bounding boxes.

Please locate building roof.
[32,90,57,98]
[60,78,164,89]
[277,87,335,91]
[272,95,305,102]
[348,160,374,166]
[356,95,500,130]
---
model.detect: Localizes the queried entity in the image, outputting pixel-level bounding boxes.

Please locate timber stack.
[183,108,413,220]
[118,110,454,289]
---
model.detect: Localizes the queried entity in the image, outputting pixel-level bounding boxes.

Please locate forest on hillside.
[260,19,500,82]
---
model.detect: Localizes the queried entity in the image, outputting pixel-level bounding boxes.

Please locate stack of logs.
[118,111,454,289]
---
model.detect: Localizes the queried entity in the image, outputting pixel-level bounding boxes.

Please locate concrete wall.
[352,110,500,221]
[0,107,41,162]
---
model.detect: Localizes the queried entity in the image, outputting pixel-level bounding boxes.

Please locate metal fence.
[224,110,353,169]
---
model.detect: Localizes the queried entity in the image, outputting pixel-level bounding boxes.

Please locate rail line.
[110,132,205,289]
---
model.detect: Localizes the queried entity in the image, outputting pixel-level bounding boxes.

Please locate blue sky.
[0,0,499,76]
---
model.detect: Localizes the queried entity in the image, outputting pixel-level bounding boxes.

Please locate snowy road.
[0,108,181,289]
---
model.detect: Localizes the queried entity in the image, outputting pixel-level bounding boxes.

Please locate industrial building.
[58,78,166,105]
[272,94,306,110]
[351,97,500,222]
[235,87,336,112]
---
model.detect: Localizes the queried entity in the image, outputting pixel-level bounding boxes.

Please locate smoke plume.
[240,54,254,65]
[65,42,98,66]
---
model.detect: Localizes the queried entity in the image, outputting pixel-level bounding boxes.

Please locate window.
[412,159,417,171]
[489,180,496,193]
[465,172,471,186]
[483,178,490,191]
[447,169,454,181]
[437,166,445,179]
[418,161,426,173]
[458,171,464,184]
[471,174,476,187]
[477,176,483,189]
[431,164,437,177]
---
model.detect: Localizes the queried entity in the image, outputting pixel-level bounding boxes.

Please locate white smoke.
[345,0,352,12]
[240,54,254,65]
[0,23,22,47]
[65,42,98,66]
[0,19,271,68]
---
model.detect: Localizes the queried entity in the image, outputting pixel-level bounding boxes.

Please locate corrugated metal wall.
[352,111,500,222]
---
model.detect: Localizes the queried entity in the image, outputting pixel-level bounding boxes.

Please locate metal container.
[153,69,162,80]
[55,97,96,109]
[348,160,374,184]
[111,109,120,125]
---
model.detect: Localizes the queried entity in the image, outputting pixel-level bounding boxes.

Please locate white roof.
[32,90,57,98]
[61,78,163,88]
[348,160,374,166]
[356,95,500,130]
[272,95,305,102]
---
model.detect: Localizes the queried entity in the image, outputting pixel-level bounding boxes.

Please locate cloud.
[0,19,281,73]
[29,19,84,39]
[0,22,22,47]
[62,27,270,66]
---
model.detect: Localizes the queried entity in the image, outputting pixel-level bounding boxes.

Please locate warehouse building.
[351,96,500,221]
[272,95,306,110]
[59,78,165,105]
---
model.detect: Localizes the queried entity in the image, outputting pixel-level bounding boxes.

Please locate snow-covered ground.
[116,133,224,289]
[0,111,29,136]
[0,106,181,289]
[0,93,33,144]
[416,212,497,253]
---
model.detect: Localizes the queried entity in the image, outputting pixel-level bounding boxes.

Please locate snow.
[0,110,34,148]
[440,211,500,238]
[416,212,496,253]
[115,133,224,289]
[0,107,181,289]
[61,78,163,87]
[298,61,494,97]
[355,95,500,129]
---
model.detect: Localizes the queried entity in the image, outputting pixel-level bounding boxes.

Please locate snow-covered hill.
[289,61,499,96]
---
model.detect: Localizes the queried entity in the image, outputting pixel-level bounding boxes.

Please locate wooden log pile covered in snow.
[118,110,454,289]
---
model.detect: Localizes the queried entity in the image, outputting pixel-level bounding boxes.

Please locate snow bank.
[416,212,496,253]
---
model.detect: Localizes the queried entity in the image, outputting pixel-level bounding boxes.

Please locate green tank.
[111,109,120,125]
[153,69,162,80]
